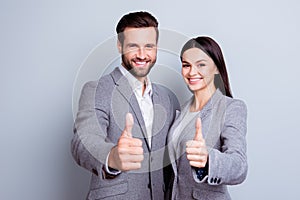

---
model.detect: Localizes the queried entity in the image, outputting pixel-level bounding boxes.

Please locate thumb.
[194,117,203,141]
[124,113,134,138]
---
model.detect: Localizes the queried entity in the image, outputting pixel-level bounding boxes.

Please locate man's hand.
[186,117,208,168]
[108,113,144,171]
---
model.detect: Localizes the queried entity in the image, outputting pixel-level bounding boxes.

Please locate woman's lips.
[188,77,203,85]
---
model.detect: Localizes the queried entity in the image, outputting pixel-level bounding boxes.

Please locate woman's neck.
[190,86,216,112]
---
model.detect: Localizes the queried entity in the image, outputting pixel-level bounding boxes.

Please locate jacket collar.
[180,89,223,119]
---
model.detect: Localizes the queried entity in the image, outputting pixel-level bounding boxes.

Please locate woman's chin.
[187,85,202,92]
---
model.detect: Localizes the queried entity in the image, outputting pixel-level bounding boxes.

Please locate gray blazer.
[71,67,180,200]
[167,89,247,200]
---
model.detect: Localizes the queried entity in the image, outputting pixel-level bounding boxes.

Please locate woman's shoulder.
[224,95,247,110]
[223,96,247,123]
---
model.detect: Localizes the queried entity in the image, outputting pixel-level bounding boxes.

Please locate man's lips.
[133,59,150,67]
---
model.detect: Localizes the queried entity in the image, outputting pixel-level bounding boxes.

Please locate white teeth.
[189,78,201,82]
[135,61,146,65]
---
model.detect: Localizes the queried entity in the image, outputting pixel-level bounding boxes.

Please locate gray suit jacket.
[71,67,180,200]
[167,89,247,200]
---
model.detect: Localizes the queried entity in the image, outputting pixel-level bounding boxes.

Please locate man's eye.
[145,44,155,49]
[198,64,205,67]
[182,64,190,68]
[129,44,138,48]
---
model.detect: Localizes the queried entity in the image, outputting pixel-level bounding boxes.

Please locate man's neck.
[118,65,149,96]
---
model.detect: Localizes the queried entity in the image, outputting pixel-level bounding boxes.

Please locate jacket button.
[217,178,221,184]
[210,178,214,183]
[214,178,218,183]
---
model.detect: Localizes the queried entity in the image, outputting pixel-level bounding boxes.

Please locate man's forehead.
[122,27,157,43]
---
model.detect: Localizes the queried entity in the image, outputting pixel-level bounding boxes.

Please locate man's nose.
[136,48,146,59]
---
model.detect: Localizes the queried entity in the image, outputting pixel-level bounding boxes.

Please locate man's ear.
[117,40,122,54]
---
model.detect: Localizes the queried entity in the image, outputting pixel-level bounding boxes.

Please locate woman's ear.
[214,66,220,75]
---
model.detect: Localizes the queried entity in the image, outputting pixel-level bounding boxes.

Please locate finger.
[118,146,144,155]
[128,138,143,147]
[186,140,204,148]
[119,137,143,148]
[128,147,144,155]
[124,113,134,138]
[120,154,144,162]
[189,161,207,168]
[194,117,203,141]
[122,162,142,171]
[186,154,207,162]
[186,147,204,155]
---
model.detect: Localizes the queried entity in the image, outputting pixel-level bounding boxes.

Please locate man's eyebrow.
[125,43,138,46]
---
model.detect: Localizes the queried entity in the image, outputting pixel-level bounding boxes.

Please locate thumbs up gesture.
[186,118,208,168]
[108,113,144,171]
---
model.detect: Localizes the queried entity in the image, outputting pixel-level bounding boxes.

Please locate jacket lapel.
[166,109,181,176]
[204,89,226,151]
[150,87,168,151]
[110,68,149,150]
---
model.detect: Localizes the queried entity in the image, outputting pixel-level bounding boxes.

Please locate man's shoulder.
[98,72,114,84]
[81,74,113,93]
[80,71,116,101]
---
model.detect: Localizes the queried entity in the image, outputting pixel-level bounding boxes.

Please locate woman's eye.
[198,63,205,67]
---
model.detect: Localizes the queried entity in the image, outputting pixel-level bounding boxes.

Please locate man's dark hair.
[116,11,159,44]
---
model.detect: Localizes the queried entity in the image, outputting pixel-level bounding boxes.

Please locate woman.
[168,36,247,199]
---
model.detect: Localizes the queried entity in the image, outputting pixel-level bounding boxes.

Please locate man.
[71,11,180,199]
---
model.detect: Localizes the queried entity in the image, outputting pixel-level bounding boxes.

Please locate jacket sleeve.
[202,99,248,185]
[71,81,115,176]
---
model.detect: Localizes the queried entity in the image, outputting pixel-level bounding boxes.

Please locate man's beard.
[122,55,156,78]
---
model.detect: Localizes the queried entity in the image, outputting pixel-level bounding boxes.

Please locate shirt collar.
[118,65,153,97]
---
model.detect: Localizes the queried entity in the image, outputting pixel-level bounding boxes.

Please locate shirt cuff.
[105,151,121,175]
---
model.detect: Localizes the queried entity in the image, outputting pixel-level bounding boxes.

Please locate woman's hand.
[186,118,208,168]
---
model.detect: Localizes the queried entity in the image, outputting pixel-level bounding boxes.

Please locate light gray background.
[1,0,299,199]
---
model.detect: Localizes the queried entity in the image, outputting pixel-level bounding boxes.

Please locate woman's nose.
[189,65,199,75]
